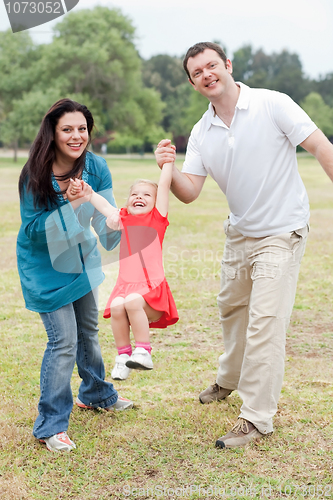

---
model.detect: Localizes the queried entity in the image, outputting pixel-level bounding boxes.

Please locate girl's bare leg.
[110,297,131,348]
[124,293,162,343]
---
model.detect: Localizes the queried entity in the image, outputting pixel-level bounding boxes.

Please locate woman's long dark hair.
[19,98,94,208]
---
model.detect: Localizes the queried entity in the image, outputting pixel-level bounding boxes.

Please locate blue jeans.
[33,289,118,439]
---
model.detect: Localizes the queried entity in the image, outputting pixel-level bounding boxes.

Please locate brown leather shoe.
[215,418,269,448]
[199,383,233,404]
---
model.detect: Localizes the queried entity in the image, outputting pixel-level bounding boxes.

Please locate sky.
[1,0,333,79]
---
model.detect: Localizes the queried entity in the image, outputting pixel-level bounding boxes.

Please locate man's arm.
[170,165,206,204]
[155,139,206,204]
[300,129,333,182]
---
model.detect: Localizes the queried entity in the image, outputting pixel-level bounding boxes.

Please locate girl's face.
[54,112,89,164]
[127,183,157,215]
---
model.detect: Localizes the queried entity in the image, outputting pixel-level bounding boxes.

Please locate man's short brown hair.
[183,42,227,83]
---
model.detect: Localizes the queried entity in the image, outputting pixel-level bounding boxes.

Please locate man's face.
[186,49,233,101]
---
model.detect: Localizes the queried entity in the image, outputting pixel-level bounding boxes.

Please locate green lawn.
[0,155,332,499]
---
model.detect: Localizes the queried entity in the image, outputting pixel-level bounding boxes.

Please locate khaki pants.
[216,219,308,434]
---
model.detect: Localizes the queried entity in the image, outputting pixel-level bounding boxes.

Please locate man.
[155,42,333,449]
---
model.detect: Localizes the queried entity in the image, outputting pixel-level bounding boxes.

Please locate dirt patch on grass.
[288,318,333,358]
[153,304,333,361]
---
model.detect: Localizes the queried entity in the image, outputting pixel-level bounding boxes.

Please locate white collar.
[206,82,250,129]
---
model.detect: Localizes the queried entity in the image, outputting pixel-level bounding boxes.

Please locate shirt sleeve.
[273,92,318,147]
[182,127,208,177]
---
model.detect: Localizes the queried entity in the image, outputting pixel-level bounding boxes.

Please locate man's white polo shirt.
[182,83,317,237]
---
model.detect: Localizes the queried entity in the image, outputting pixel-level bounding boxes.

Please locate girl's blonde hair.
[126,179,158,204]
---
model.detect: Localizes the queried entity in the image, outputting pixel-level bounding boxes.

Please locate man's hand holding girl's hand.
[155,139,176,169]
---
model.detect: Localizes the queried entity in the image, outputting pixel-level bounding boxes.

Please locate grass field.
[0,154,332,499]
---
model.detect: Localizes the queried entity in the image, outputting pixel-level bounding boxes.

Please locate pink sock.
[136,342,152,354]
[117,344,132,356]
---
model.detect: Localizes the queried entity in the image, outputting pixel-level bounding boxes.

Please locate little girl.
[67,161,178,380]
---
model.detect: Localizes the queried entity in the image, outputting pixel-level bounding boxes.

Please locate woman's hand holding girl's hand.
[66,178,82,202]
[66,178,92,205]
[106,210,122,231]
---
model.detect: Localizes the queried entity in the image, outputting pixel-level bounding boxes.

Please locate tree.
[231,45,312,103]
[180,89,209,137]
[266,50,311,103]
[142,54,191,148]
[315,73,333,107]
[0,29,38,110]
[301,92,333,138]
[3,20,333,157]
[163,84,192,139]
[231,45,253,82]
[142,54,187,101]
[108,86,165,152]
[0,89,99,161]
[0,7,166,156]
[0,30,40,157]
[31,6,165,141]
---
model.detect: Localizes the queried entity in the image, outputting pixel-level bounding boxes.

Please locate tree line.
[0,6,332,158]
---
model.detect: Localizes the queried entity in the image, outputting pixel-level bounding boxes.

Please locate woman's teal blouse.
[17,152,120,312]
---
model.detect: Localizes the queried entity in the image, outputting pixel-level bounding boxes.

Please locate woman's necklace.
[52,162,82,195]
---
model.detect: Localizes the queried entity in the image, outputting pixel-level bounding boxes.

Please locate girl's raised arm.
[155,161,174,217]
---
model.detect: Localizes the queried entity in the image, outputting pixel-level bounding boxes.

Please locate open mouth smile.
[206,80,218,87]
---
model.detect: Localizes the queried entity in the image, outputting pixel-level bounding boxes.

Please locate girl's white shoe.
[111,354,132,380]
[125,347,153,370]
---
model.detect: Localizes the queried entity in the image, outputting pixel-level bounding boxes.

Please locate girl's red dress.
[103,207,179,328]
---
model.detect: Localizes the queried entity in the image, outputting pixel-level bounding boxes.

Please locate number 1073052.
[5,1,62,14]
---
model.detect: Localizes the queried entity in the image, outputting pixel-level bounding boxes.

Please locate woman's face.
[54,112,89,164]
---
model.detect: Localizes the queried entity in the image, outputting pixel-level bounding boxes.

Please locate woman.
[17,99,133,453]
